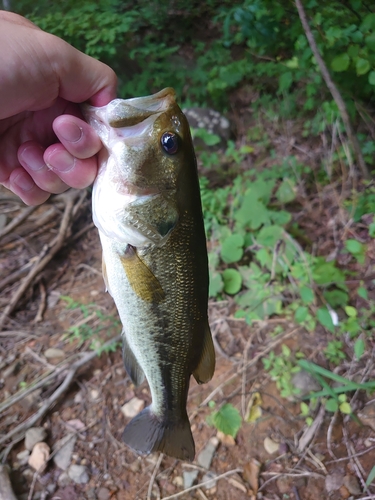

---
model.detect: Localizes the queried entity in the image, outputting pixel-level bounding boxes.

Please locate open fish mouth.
[83,87,176,128]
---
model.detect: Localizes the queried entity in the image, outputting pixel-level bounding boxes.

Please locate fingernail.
[58,121,83,143]
[14,172,34,191]
[19,146,45,172]
[47,150,76,172]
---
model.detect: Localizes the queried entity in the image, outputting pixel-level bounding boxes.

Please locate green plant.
[207,402,242,438]
[262,345,304,398]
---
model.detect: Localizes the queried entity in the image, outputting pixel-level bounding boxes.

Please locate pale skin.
[0,11,117,205]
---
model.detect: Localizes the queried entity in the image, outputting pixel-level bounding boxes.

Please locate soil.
[1,101,375,500]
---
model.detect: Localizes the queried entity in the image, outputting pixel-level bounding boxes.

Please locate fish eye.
[161,132,179,155]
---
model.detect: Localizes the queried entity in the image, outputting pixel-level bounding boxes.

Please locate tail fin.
[122,407,195,461]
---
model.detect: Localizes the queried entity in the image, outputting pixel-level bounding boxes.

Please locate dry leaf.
[264,437,279,455]
[245,392,262,423]
[28,442,50,472]
[217,430,236,446]
[243,458,261,494]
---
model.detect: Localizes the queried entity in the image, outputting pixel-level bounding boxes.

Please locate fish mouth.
[83,88,177,129]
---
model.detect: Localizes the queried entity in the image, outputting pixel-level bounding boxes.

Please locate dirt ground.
[1,109,375,500]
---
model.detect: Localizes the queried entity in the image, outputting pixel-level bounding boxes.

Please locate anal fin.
[122,333,145,386]
[193,323,215,384]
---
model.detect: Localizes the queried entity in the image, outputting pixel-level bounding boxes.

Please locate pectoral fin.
[193,323,215,384]
[120,246,165,303]
[122,333,145,386]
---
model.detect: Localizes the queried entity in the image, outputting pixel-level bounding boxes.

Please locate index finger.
[52,115,102,159]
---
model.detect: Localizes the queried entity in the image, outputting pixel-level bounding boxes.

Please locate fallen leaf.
[264,437,279,455]
[28,442,50,472]
[243,458,261,494]
[217,430,236,446]
[245,392,262,423]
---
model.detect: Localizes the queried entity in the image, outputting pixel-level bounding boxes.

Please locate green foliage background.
[11,0,375,372]
[13,0,375,111]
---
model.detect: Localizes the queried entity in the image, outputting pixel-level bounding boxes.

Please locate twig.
[0,465,17,500]
[294,0,369,179]
[147,453,164,500]
[0,205,37,239]
[33,281,47,323]
[325,445,375,464]
[298,404,325,452]
[161,468,243,500]
[343,424,374,498]
[326,410,339,460]
[0,335,121,448]
[0,190,80,329]
[28,471,39,500]
[25,346,55,370]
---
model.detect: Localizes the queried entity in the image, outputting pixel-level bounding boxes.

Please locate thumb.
[52,38,118,107]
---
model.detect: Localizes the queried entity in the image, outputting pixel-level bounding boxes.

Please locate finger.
[5,168,51,206]
[44,144,98,189]
[18,142,70,194]
[52,115,102,159]
[54,40,117,107]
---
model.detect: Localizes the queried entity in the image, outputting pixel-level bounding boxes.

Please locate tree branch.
[295,0,369,179]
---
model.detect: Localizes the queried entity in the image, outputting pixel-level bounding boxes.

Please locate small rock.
[264,437,279,455]
[66,419,85,432]
[46,483,56,494]
[325,472,344,493]
[183,470,198,489]
[16,449,31,465]
[202,472,217,490]
[197,437,219,469]
[217,431,235,446]
[343,475,361,495]
[74,392,83,404]
[53,433,77,470]
[25,427,47,451]
[87,488,97,499]
[97,487,111,500]
[23,389,42,410]
[121,397,144,419]
[173,476,183,487]
[44,347,65,359]
[291,370,321,397]
[57,471,71,487]
[28,442,50,472]
[90,389,100,401]
[68,464,89,484]
[339,485,350,499]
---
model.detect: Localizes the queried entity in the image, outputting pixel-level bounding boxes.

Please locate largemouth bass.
[83,88,215,461]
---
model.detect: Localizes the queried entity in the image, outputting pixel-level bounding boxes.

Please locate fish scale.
[83,88,215,461]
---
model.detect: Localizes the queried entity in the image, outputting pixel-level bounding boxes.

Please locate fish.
[83,88,215,461]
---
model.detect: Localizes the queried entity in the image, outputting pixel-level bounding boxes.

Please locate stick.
[161,468,243,500]
[0,190,78,329]
[0,465,18,500]
[294,0,369,179]
[0,335,121,448]
[0,205,37,239]
[147,453,164,500]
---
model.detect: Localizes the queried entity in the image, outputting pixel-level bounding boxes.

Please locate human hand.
[0,11,117,205]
